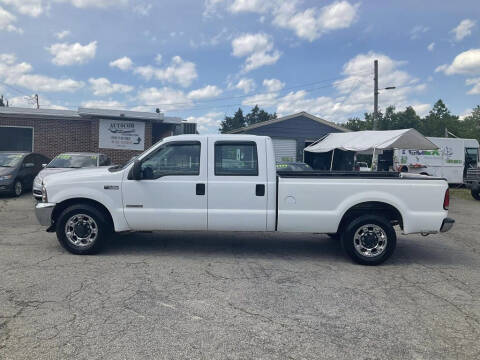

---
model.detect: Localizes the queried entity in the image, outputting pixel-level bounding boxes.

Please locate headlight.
[0,175,13,181]
[41,184,48,203]
[34,176,42,186]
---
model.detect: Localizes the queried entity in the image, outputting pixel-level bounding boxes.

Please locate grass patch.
[449,188,474,201]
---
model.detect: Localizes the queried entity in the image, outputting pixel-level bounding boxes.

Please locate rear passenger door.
[207,139,268,231]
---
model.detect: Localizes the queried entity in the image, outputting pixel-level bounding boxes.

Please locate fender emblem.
[104,185,119,190]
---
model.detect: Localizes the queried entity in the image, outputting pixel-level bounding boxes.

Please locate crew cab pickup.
[35,135,454,265]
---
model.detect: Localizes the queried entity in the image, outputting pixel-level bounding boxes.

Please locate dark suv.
[0,152,50,196]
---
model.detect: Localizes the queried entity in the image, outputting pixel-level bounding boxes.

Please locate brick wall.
[0,117,153,165]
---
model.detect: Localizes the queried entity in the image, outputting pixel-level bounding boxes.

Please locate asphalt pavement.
[0,193,479,359]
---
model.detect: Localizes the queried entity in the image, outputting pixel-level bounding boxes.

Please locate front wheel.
[341,214,396,265]
[56,204,111,255]
[13,180,23,197]
[471,189,480,201]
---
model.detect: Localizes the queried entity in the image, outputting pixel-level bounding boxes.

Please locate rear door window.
[214,142,258,176]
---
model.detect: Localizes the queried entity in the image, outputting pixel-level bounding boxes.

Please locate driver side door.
[122,139,207,231]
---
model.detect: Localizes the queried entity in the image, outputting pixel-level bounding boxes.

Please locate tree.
[219,108,245,133]
[420,99,460,136]
[461,106,480,140]
[0,96,5,107]
[343,116,373,131]
[219,105,276,133]
[245,105,277,126]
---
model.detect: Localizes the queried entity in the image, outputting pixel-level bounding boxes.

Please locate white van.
[393,137,479,184]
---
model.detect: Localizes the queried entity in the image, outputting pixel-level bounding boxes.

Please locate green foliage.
[219,105,277,133]
[342,99,480,142]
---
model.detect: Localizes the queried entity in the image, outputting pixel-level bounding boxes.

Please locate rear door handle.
[256,184,265,196]
[196,183,205,195]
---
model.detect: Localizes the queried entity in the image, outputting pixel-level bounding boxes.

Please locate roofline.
[226,111,350,134]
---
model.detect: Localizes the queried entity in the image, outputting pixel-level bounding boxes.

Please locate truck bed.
[277,170,445,180]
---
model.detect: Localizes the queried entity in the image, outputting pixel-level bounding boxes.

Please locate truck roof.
[162,134,268,141]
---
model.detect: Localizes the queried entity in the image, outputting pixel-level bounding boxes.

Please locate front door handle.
[196,183,205,195]
[256,184,265,196]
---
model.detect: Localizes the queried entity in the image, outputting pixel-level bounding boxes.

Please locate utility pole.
[373,59,379,130]
[35,94,39,109]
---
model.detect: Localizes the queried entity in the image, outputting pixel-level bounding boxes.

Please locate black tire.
[13,179,23,197]
[472,189,480,201]
[340,214,396,265]
[56,204,111,255]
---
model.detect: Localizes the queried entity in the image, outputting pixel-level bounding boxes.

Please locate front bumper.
[0,181,13,193]
[35,202,55,227]
[440,217,455,233]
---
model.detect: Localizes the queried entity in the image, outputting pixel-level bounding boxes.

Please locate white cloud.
[451,19,476,41]
[54,0,128,8]
[81,99,126,109]
[47,41,97,66]
[188,85,222,100]
[132,1,152,16]
[263,78,284,92]
[235,78,255,93]
[88,77,133,96]
[427,42,435,52]
[203,0,225,17]
[8,95,69,110]
[134,56,198,87]
[0,53,84,93]
[109,56,133,71]
[186,111,223,133]
[411,103,431,117]
[225,0,359,41]
[55,30,71,40]
[436,48,480,75]
[466,78,480,95]
[0,0,43,17]
[155,54,162,64]
[409,25,429,40]
[240,51,425,122]
[0,6,22,33]
[136,87,193,111]
[231,33,280,72]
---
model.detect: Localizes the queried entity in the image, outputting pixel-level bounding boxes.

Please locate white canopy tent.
[304,129,438,170]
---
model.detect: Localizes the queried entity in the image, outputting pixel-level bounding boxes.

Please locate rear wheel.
[56,204,111,255]
[472,189,480,201]
[341,214,396,265]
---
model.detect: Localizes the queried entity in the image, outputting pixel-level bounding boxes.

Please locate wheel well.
[338,201,403,233]
[51,198,114,230]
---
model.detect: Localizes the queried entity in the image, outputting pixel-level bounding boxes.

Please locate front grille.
[33,190,42,195]
[466,168,480,180]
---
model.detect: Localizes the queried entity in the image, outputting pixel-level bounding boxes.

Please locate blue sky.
[0,0,479,133]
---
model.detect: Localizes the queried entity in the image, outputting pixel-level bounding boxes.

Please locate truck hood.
[43,166,122,186]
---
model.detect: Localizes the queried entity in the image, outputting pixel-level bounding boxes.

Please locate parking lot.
[0,193,479,360]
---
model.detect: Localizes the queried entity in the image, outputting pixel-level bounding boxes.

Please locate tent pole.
[372,148,376,171]
[330,149,335,170]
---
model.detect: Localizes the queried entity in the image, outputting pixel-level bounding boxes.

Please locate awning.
[305,128,438,153]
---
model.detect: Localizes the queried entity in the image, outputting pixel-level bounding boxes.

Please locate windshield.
[0,153,24,167]
[47,154,98,168]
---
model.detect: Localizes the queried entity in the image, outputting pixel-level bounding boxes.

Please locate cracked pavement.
[0,194,479,359]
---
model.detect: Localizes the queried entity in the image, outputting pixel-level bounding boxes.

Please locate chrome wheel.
[353,224,388,258]
[65,214,98,247]
[14,181,22,196]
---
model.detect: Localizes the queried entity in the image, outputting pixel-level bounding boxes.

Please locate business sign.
[99,119,145,151]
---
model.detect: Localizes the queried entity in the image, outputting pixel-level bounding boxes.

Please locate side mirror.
[129,160,142,180]
[42,164,47,168]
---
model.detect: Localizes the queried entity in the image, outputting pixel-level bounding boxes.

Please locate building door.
[272,138,297,162]
[0,127,33,152]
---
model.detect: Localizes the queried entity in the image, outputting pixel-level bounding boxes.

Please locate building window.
[0,127,33,152]
[215,141,258,176]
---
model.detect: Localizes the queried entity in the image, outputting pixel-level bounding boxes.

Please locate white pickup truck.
[35,135,454,265]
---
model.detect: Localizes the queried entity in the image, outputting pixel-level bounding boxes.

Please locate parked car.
[0,152,50,196]
[276,162,313,172]
[33,153,111,200]
[34,135,454,265]
[355,162,371,172]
